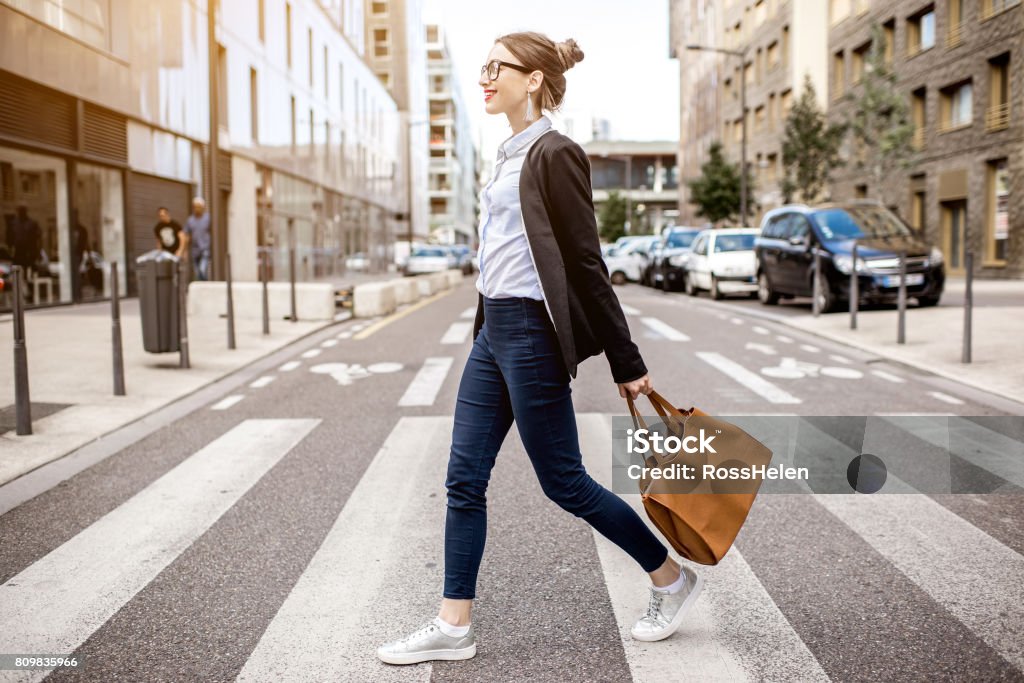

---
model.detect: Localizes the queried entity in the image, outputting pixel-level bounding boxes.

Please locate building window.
[755,105,766,133]
[426,25,439,43]
[912,87,927,148]
[768,92,777,128]
[755,0,767,25]
[982,0,1021,20]
[258,0,265,42]
[285,3,292,67]
[217,44,228,128]
[376,70,391,87]
[767,41,780,70]
[339,64,345,111]
[910,178,926,231]
[781,26,790,68]
[852,41,870,84]
[855,184,868,198]
[290,96,296,151]
[323,46,329,98]
[940,80,972,130]
[830,0,851,24]
[371,1,388,16]
[883,19,896,63]
[987,53,1010,131]
[907,6,936,56]
[308,28,314,86]
[986,158,1010,262]
[947,0,964,47]
[781,89,793,117]
[833,50,846,98]
[744,61,753,87]
[374,28,390,58]
[10,0,111,50]
[250,67,259,141]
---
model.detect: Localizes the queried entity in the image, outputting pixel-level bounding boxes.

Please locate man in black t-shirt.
[153,206,187,257]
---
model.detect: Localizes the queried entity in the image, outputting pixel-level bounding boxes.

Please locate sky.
[422,0,680,169]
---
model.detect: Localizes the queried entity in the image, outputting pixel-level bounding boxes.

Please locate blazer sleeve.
[544,140,648,384]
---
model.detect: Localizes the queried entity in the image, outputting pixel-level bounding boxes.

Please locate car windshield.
[413,248,446,257]
[813,206,913,240]
[665,232,698,248]
[713,234,757,252]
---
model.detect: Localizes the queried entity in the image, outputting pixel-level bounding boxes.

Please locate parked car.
[653,227,702,291]
[448,244,475,274]
[405,246,451,275]
[685,228,760,299]
[754,202,945,312]
[604,235,660,285]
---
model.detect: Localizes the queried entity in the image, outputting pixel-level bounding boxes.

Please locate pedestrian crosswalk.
[0,410,1021,682]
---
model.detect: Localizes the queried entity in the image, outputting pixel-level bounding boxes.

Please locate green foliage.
[597,190,628,242]
[781,75,847,204]
[843,23,916,203]
[687,141,757,224]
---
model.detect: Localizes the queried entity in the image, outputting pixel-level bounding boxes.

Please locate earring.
[524,90,534,122]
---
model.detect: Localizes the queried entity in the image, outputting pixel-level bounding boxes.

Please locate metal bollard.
[963,250,973,363]
[226,251,236,350]
[289,245,298,323]
[261,249,270,335]
[111,262,126,396]
[812,248,821,317]
[897,250,907,344]
[11,266,32,435]
[176,259,191,368]
[850,242,858,330]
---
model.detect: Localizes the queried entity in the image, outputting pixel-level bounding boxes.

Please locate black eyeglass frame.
[480,59,534,81]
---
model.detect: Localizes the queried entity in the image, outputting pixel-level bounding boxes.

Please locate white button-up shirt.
[475,114,554,300]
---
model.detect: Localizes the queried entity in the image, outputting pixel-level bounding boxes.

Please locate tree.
[781,74,847,203]
[687,141,756,225]
[844,23,916,205]
[597,190,628,243]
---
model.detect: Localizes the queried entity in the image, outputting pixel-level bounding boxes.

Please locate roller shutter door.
[126,172,190,296]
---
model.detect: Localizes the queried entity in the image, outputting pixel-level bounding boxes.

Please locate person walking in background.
[7,205,41,277]
[185,197,211,281]
[376,31,703,666]
[153,206,187,259]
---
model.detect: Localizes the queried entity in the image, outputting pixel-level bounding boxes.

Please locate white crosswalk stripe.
[696,351,802,404]
[440,321,473,345]
[398,357,454,407]
[640,317,691,341]
[0,419,319,682]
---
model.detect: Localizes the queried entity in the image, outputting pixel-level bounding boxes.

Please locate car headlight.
[668,254,688,267]
[929,246,944,265]
[833,254,868,275]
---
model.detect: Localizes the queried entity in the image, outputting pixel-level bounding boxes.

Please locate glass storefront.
[74,162,125,301]
[1,146,69,308]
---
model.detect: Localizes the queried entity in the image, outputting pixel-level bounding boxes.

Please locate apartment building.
[670,0,830,225]
[0,0,403,313]
[827,0,1022,277]
[363,0,430,242]
[424,24,478,246]
[584,141,681,235]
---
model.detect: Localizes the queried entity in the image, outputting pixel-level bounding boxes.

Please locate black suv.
[653,227,702,291]
[755,202,945,312]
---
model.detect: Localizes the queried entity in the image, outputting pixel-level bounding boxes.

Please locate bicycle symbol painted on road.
[760,357,863,380]
[310,362,404,386]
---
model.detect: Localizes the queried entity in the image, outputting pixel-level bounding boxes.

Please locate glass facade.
[74,162,126,301]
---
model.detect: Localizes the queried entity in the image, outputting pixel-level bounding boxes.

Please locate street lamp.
[686,43,749,227]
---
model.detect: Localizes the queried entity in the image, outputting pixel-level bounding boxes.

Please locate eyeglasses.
[480,59,533,82]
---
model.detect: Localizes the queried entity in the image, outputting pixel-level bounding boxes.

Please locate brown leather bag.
[625,389,773,565]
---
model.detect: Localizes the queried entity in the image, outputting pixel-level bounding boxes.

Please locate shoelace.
[644,588,665,620]
[402,622,437,643]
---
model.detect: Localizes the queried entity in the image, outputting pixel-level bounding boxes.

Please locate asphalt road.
[0,278,1021,682]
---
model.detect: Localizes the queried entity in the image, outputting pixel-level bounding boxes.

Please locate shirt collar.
[497,115,552,162]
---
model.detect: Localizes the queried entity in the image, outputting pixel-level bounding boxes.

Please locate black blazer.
[472,129,648,385]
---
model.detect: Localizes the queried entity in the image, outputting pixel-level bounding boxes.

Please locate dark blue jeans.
[443,295,668,600]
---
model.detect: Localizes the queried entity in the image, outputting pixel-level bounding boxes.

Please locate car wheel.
[660,274,672,292]
[757,271,780,305]
[611,271,627,285]
[814,278,838,313]
[685,272,698,296]
[917,295,941,307]
[710,276,724,300]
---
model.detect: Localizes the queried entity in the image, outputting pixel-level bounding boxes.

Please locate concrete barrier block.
[430,272,448,291]
[415,274,436,297]
[444,269,463,287]
[387,278,420,305]
[353,281,397,317]
[187,282,336,321]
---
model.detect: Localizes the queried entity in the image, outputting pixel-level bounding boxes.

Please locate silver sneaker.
[377,617,476,665]
[630,564,703,642]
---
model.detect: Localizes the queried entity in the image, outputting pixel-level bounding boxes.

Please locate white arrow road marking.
[460,306,476,319]
[745,342,777,355]
[696,352,802,404]
[640,317,691,341]
[871,369,907,383]
[441,321,473,345]
[398,357,454,407]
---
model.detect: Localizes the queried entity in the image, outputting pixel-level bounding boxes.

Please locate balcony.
[986,102,1010,131]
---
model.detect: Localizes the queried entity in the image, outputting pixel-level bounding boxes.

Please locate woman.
[378,31,702,665]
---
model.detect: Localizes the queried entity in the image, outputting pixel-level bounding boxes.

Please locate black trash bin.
[136,250,180,353]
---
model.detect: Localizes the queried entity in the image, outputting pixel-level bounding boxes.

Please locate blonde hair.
[495,31,584,113]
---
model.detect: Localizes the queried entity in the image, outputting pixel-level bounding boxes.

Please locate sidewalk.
[778,277,1024,405]
[0,269,400,487]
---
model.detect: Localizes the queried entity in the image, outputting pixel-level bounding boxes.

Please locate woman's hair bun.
[556,38,584,72]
